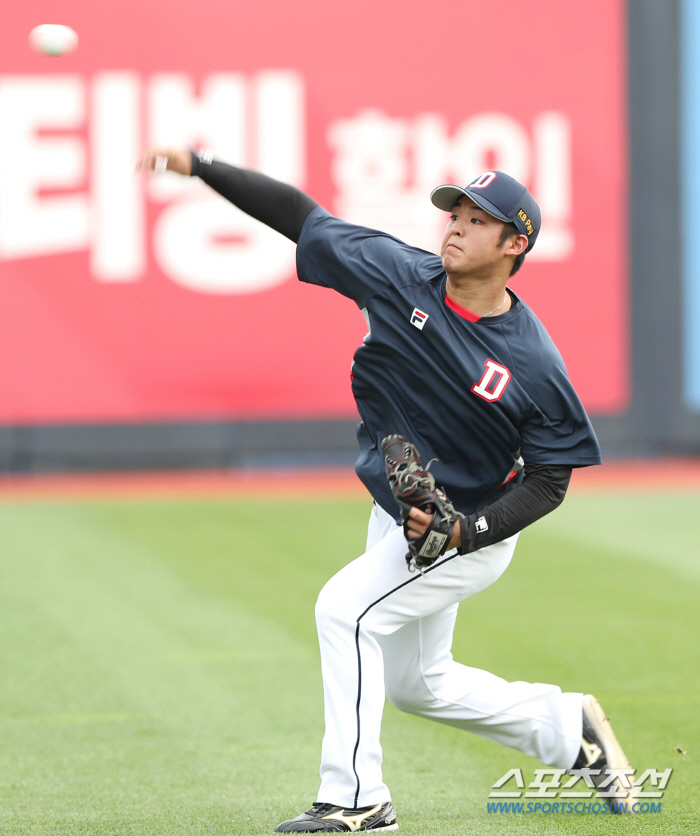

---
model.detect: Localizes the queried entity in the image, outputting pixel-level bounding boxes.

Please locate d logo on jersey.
[472,359,511,402]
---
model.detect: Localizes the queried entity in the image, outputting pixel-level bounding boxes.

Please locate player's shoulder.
[302,206,434,253]
[300,207,444,285]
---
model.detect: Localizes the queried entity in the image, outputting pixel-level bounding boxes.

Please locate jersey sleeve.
[296,207,430,307]
[518,359,602,467]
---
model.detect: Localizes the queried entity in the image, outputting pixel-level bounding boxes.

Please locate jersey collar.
[444,293,480,322]
[443,287,519,322]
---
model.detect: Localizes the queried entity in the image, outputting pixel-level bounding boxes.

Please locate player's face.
[440,196,512,278]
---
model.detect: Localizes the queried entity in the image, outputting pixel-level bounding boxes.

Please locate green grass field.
[0,490,698,835]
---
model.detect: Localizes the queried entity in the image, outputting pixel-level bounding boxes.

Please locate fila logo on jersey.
[410,308,429,330]
[472,359,511,402]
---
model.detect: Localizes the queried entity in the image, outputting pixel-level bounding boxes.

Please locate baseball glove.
[381,434,464,572]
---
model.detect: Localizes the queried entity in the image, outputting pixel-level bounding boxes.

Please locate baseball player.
[138,148,635,830]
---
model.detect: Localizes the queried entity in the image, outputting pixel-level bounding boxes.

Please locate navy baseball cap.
[430,171,541,253]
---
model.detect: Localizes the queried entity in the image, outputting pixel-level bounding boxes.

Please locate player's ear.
[506,234,529,257]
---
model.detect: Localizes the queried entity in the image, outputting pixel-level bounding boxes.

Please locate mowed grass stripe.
[0,495,697,835]
[0,501,328,834]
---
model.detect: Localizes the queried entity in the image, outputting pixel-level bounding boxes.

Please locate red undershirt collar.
[444,293,480,322]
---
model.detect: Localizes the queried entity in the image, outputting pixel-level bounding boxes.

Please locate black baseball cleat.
[571,694,635,813]
[275,801,398,832]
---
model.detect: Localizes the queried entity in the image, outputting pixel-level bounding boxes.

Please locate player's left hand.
[382,434,465,571]
[406,507,461,551]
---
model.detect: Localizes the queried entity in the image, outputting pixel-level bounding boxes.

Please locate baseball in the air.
[28,24,79,57]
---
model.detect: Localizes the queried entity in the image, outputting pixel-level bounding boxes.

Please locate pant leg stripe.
[351,622,363,807]
[350,551,460,806]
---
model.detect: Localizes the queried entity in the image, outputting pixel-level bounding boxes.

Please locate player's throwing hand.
[135,147,192,176]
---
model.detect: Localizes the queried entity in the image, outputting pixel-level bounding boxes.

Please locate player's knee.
[314,586,332,627]
[314,577,353,630]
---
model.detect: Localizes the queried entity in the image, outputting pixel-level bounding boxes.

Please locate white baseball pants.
[315,502,583,807]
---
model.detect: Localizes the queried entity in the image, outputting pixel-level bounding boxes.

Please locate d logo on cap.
[469,172,498,190]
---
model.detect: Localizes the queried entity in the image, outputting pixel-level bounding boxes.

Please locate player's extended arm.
[136,148,319,243]
[406,462,572,553]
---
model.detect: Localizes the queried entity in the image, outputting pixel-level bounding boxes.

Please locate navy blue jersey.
[297,208,601,520]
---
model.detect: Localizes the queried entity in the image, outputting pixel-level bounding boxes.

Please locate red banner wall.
[0,0,628,423]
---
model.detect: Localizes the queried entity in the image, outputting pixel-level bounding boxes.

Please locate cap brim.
[430,184,511,223]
